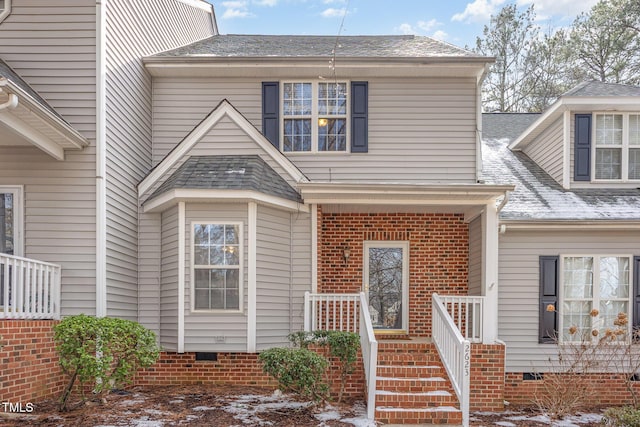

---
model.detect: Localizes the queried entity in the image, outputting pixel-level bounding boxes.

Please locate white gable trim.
[138,100,308,198]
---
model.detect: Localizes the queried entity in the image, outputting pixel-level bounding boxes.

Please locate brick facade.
[0,320,65,404]
[505,372,640,407]
[318,210,469,336]
[470,343,505,411]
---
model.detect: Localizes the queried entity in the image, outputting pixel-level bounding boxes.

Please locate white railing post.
[0,253,61,320]
[304,291,311,331]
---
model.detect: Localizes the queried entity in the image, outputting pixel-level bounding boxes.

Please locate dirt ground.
[0,385,606,427]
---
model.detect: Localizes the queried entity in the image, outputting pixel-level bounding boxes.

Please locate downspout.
[0,86,18,111]
[496,190,510,235]
[95,0,107,317]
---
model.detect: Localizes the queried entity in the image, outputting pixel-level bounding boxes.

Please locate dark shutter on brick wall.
[262,82,279,148]
[633,256,640,330]
[350,81,368,153]
[574,114,592,181]
[539,256,559,343]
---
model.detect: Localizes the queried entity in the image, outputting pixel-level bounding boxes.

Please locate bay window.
[192,223,242,312]
[282,81,347,152]
[594,113,640,181]
[560,255,631,342]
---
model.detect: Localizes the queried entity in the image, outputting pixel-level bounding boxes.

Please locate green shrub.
[54,314,160,410]
[603,406,640,427]
[288,330,360,402]
[259,347,329,402]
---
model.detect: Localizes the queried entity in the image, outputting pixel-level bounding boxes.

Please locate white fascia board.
[500,220,640,230]
[0,79,88,149]
[137,100,307,198]
[0,112,65,160]
[176,0,214,12]
[143,188,309,214]
[510,96,640,151]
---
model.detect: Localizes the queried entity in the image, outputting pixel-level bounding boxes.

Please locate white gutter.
[95,0,107,318]
[0,90,18,110]
[499,220,640,231]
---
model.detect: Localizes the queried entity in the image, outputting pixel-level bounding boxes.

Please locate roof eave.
[500,219,640,230]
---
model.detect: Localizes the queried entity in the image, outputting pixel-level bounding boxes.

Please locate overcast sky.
[207,0,599,48]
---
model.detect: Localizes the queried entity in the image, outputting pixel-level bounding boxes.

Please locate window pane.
[209,224,224,244]
[0,193,13,255]
[595,148,622,179]
[599,300,628,334]
[209,246,224,265]
[283,119,311,152]
[563,257,593,298]
[225,225,239,244]
[194,289,210,310]
[210,289,225,309]
[318,83,347,115]
[283,83,312,116]
[194,245,209,265]
[595,114,623,146]
[224,246,239,265]
[630,115,640,146]
[562,300,592,342]
[210,269,225,288]
[599,257,629,299]
[629,148,640,180]
[194,269,210,289]
[193,224,209,246]
[318,118,346,151]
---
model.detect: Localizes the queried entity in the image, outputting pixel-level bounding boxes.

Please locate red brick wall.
[505,372,640,407]
[0,320,65,404]
[136,348,365,399]
[470,343,505,411]
[318,210,469,336]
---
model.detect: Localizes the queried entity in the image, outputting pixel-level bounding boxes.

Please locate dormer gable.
[509,81,640,189]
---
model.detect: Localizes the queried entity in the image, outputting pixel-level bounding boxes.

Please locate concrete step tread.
[376,406,461,413]
[376,390,452,397]
[377,376,446,382]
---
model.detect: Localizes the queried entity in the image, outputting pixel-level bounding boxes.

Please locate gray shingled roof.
[148,155,302,203]
[152,34,483,58]
[562,80,640,97]
[482,113,640,221]
[0,58,68,124]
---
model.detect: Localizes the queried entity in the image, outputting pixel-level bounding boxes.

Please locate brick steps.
[373,340,461,425]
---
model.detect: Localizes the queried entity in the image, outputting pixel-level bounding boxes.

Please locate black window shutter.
[633,256,640,329]
[574,114,592,181]
[539,256,559,343]
[262,82,279,148]
[351,81,368,153]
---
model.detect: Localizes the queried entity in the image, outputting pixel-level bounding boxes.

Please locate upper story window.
[0,186,22,257]
[282,82,348,152]
[0,0,11,24]
[192,223,242,312]
[594,113,640,181]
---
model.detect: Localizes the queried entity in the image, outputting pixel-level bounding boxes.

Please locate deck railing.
[432,293,471,427]
[304,292,378,419]
[439,295,484,343]
[0,253,61,320]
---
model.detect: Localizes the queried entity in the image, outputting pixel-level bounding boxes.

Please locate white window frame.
[558,254,633,343]
[592,112,640,182]
[190,221,244,314]
[0,0,11,24]
[280,80,350,154]
[0,185,23,257]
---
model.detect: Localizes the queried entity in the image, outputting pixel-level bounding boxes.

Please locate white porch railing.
[432,293,471,427]
[0,253,61,320]
[304,292,378,420]
[439,295,484,343]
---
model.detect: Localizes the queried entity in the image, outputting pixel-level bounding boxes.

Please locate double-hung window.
[282,82,348,152]
[594,113,640,181]
[192,223,242,312]
[560,255,632,342]
[0,186,22,257]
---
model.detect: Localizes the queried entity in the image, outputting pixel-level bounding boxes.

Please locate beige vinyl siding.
[105,0,215,319]
[256,205,292,350]
[468,215,482,296]
[138,211,161,334]
[498,229,640,372]
[151,77,478,183]
[184,203,248,352]
[522,117,564,185]
[0,146,97,315]
[0,0,97,316]
[291,212,312,332]
[160,205,179,350]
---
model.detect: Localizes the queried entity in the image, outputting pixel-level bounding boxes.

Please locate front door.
[363,241,409,333]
